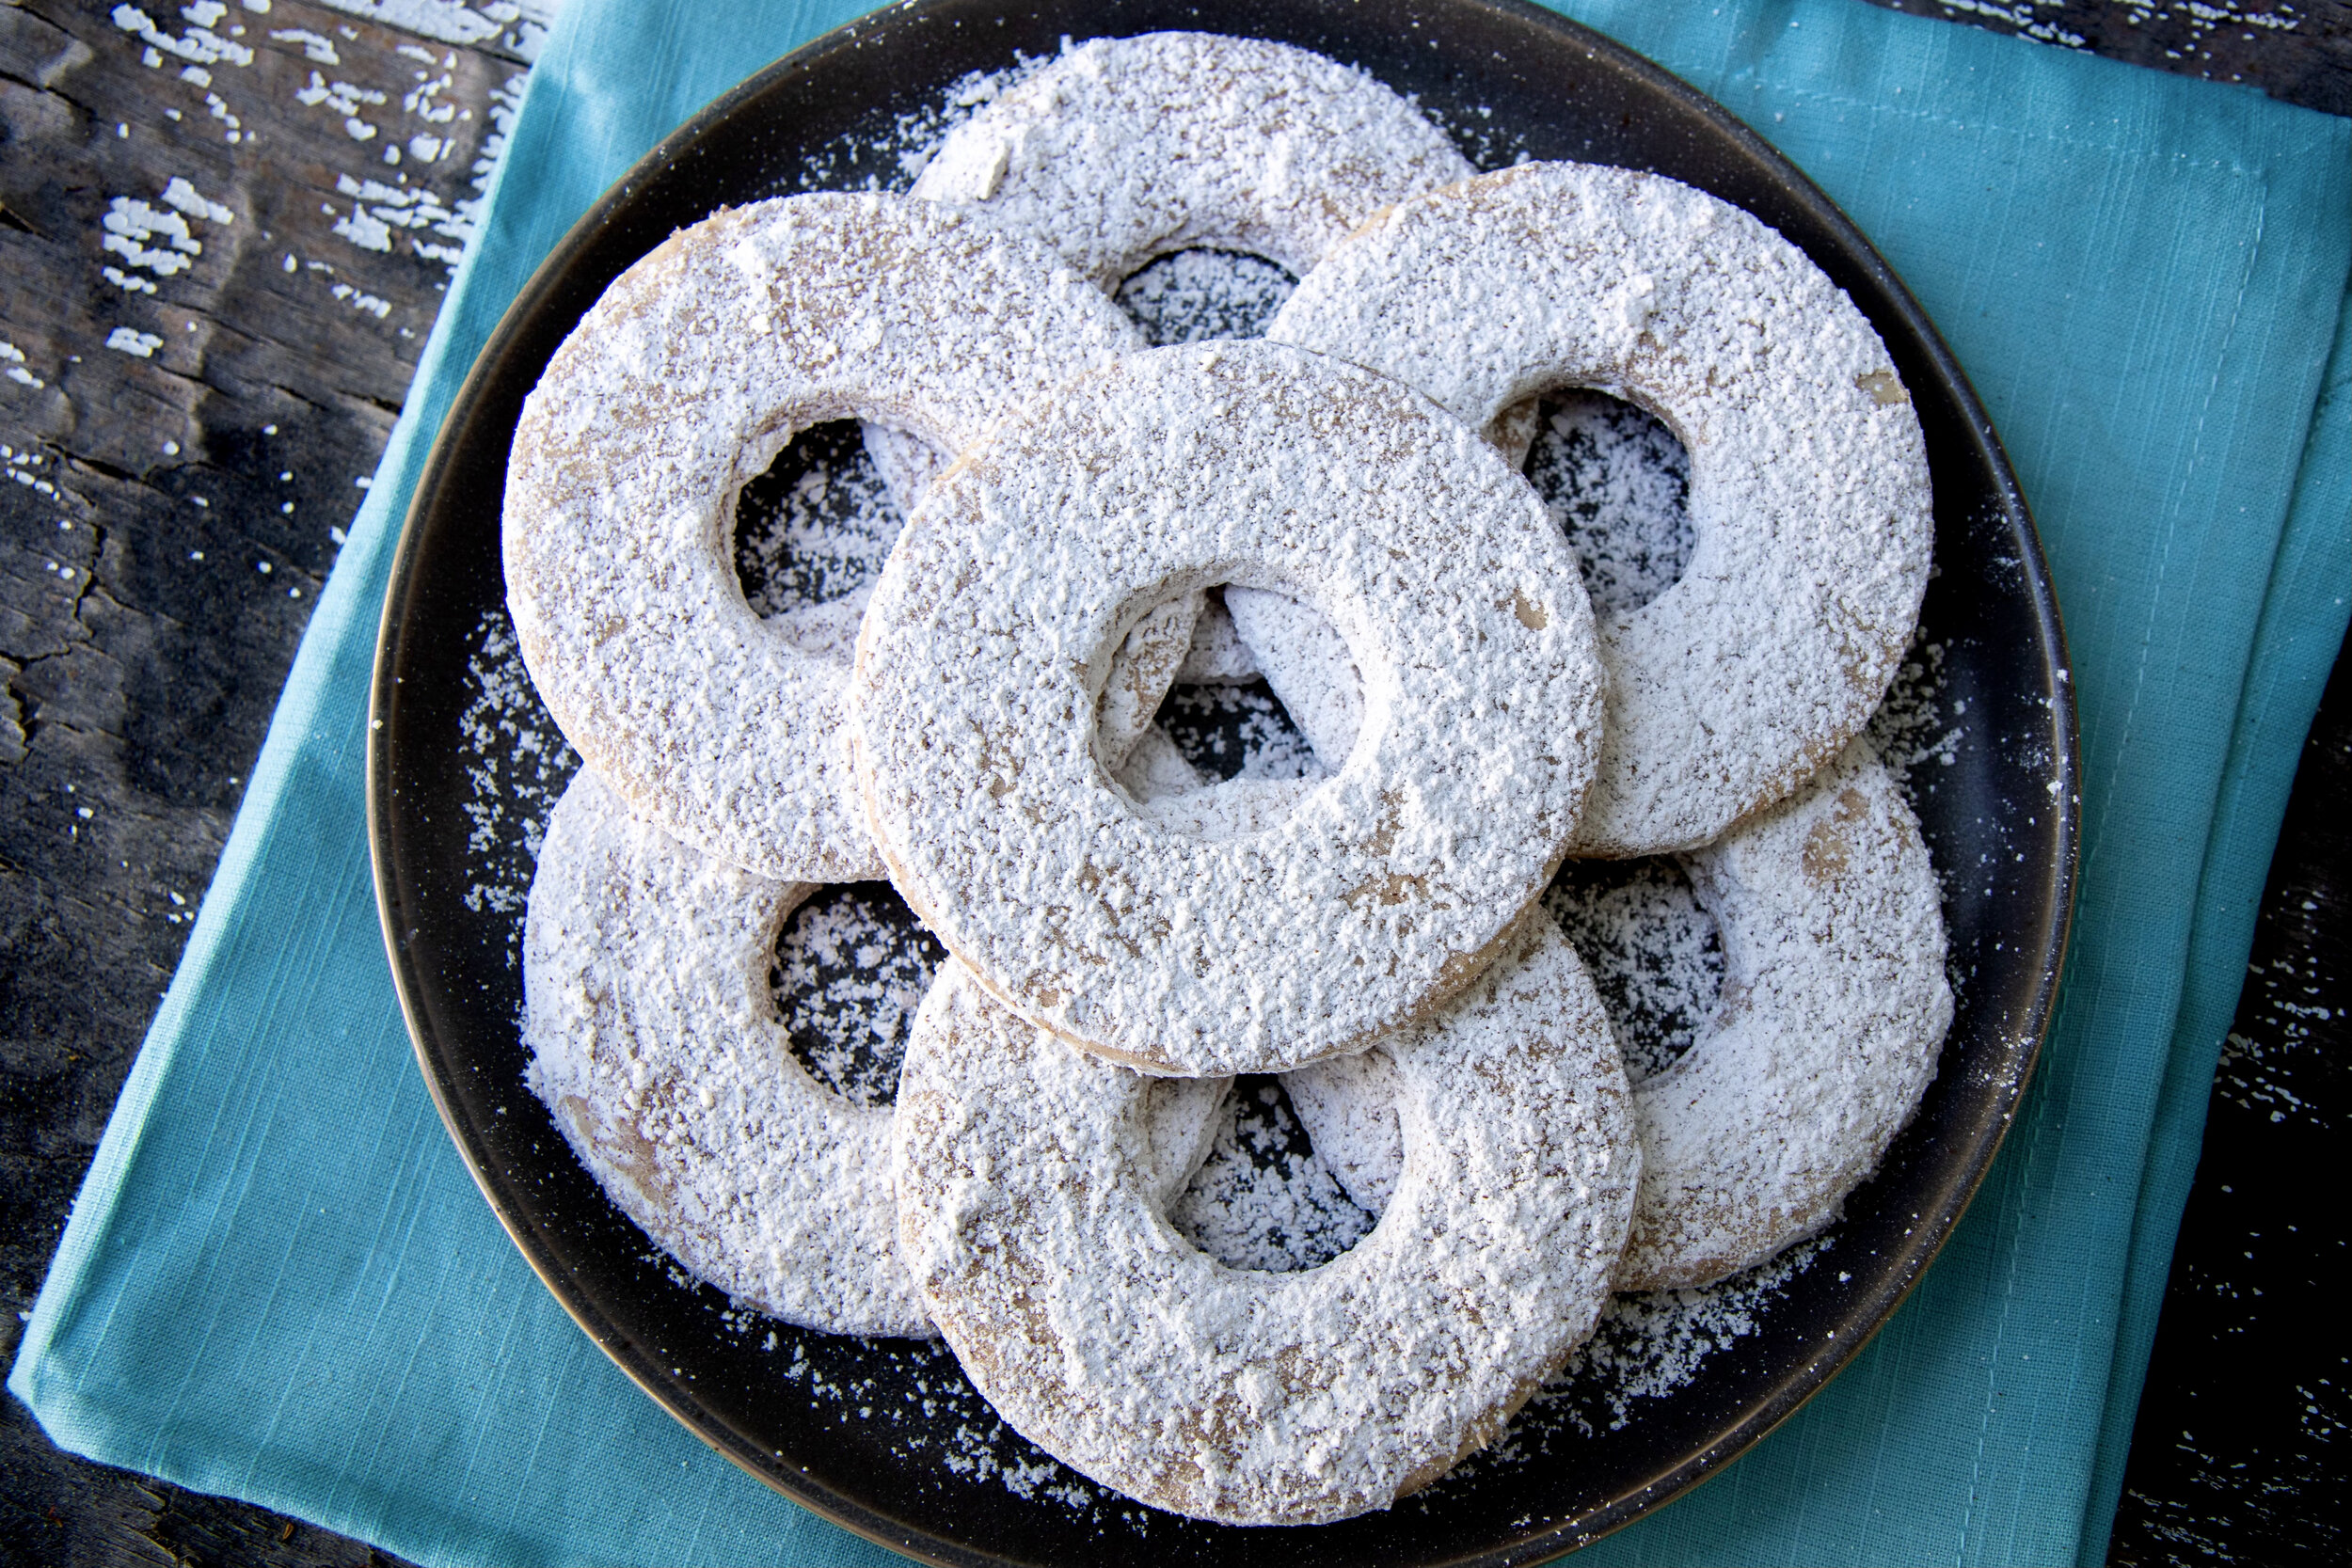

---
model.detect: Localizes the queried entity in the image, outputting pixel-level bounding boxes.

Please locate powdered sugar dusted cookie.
[504,193,1141,883]
[523,771,1229,1334]
[1223,583,1361,768]
[1095,589,1206,768]
[1269,163,1934,856]
[893,915,1636,1525]
[896,34,1553,470]
[850,341,1605,1076]
[911,32,1474,290]
[1625,740,1949,1285]
[1285,740,1951,1290]
[522,770,925,1335]
[1174,588,1259,684]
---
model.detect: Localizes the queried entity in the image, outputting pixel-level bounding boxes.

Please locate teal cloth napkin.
[12,0,2348,1562]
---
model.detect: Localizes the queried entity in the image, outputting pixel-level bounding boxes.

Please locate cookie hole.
[1114,248,1297,345]
[1521,389,1692,619]
[769,881,946,1109]
[1152,679,1320,783]
[1168,1076,1375,1273]
[1103,584,1372,833]
[733,419,905,619]
[1544,856,1724,1084]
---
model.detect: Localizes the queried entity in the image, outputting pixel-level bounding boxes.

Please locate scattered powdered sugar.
[1152,679,1325,783]
[1861,630,1963,925]
[1408,97,1533,178]
[454,607,579,950]
[771,881,946,1110]
[733,420,903,619]
[1562,1238,1830,1426]
[1168,1077,1375,1272]
[750,1331,1164,1530]
[1866,631,1959,791]
[1545,857,1724,1083]
[1429,1236,1832,1492]
[1113,248,1297,346]
[788,57,1056,197]
[1523,388,1693,619]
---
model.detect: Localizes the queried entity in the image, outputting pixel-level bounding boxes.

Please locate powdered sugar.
[504,194,1142,884]
[1545,857,1724,1083]
[1114,247,1297,346]
[1152,679,1323,783]
[1432,1236,1831,1485]
[851,342,1606,1075]
[453,607,580,947]
[895,918,1634,1525]
[732,419,903,623]
[791,57,1057,198]
[1866,630,1960,789]
[1269,162,1934,856]
[910,33,1475,289]
[1524,389,1693,619]
[770,881,945,1110]
[1168,1076,1375,1273]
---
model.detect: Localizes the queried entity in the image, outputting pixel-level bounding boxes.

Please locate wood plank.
[0,3,532,1560]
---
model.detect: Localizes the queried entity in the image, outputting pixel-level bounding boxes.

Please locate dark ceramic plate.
[369,1,2078,1561]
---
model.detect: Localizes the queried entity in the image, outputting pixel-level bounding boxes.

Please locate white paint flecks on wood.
[310,0,563,61]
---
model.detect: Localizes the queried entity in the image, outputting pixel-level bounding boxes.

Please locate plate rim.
[367,2,2082,1561]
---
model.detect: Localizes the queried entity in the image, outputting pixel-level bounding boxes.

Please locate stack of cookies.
[503,32,1954,1526]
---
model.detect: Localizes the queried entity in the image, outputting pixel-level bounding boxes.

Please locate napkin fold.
[12,1,2348,1564]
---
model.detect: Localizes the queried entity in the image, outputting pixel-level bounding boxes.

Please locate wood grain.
[2109,661,2351,1564]
[1863,0,2352,115]
[2,4,535,1560]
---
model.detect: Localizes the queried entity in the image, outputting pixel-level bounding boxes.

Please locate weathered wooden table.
[0,2,2343,1562]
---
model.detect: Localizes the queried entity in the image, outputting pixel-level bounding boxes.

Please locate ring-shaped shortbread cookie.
[1267,162,1935,857]
[849,341,1606,1076]
[523,771,1231,1335]
[893,915,1637,1525]
[1285,739,1952,1290]
[875,33,1534,505]
[912,32,1474,291]
[867,32,1486,503]
[504,193,1141,883]
[522,769,925,1335]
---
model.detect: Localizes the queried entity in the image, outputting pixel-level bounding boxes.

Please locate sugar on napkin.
[13,1,2348,1563]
